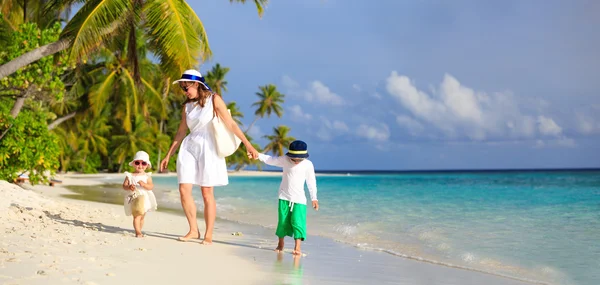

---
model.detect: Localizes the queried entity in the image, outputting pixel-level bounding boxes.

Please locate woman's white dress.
[177,95,229,186]
[123,172,158,216]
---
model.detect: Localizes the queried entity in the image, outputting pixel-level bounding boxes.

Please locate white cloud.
[304,81,345,106]
[537,116,562,136]
[316,117,349,141]
[576,111,600,135]
[396,115,424,136]
[356,123,390,142]
[385,71,565,141]
[281,75,299,90]
[535,137,576,148]
[288,105,312,122]
[352,84,361,92]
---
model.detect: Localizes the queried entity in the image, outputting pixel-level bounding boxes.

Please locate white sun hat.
[128,151,152,168]
[172,69,211,90]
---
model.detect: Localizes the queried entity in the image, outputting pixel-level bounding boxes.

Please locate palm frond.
[61,0,131,63]
[229,0,268,18]
[144,0,211,78]
[88,69,117,114]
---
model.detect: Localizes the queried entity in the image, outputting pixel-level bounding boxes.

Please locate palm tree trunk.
[157,77,169,171]
[10,96,26,118]
[0,38,71,80]
[245,116,260,133]
[80,154,87,173]
[48,112,77,130]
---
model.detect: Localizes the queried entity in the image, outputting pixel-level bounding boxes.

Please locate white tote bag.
[211,96,242,157]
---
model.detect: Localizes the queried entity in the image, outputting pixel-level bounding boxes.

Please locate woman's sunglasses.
[134,161,148,166]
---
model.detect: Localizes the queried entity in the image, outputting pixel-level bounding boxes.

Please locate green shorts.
[276,199,307,240]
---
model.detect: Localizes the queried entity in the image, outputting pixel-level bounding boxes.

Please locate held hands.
[128,183,136,191]
[245,144,259,159]
[312,200,319,211]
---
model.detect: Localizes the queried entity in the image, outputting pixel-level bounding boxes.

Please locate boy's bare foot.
[292,249,302,256]
[178,231,200,242]
[275,238,284,252]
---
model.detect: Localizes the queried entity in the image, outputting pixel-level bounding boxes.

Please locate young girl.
[122,151,158,237]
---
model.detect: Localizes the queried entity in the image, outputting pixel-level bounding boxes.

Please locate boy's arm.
[258,153,285,167]
[306,162,318,210]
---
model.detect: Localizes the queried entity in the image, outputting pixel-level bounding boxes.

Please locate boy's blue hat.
[286,140,309,158]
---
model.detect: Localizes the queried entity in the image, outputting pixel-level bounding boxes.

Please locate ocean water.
[149,170,600,285]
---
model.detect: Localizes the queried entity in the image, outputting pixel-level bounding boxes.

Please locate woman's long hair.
[182,83,213,107]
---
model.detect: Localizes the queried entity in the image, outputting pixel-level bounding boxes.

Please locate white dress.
[177,95,229,186]
[123,172,158,216]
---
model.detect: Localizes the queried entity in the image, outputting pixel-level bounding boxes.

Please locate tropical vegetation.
[0,0,297,184]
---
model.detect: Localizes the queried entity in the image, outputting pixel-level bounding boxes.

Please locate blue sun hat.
[172,69,211,91]
[286,140,309,158]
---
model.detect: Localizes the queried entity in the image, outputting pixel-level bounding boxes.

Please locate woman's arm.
[213,95,259,158]
[160,107,188,171]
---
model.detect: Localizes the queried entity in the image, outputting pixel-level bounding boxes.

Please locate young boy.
[254,140,319,255]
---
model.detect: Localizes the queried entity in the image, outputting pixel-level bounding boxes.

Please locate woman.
[160,69,259,244]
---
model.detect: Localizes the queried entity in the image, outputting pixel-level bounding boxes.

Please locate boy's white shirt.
[258,153,317,205]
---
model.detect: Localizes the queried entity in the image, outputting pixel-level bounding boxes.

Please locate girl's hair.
[182,83,213,107]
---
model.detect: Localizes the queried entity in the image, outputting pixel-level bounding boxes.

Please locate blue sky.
[189,0,600,170]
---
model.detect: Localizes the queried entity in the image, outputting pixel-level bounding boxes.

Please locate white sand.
[0,180,269,285]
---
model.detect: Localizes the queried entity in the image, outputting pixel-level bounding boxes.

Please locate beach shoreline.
[1,174,544,285]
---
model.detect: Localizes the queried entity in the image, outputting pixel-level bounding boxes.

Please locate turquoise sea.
[147,170,599,285]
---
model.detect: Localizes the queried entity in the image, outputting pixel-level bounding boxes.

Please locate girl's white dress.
[123,172,158,216]
[176,95,229,186]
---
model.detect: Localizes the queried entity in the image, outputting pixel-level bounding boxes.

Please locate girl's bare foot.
[200,238,213,245]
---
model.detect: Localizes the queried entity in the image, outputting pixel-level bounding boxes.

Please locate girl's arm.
[122,177,134,191]
[213,95,259,159]
[160,108,188,171]
[138,176,154,190]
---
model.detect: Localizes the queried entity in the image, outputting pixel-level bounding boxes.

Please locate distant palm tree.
[226,101,244,126]
[247,84,284,133]
[204,63,230,96]
[75,113,111,172]
[226,133,262,171]
[263,125,295,156]
[111,115,154,172]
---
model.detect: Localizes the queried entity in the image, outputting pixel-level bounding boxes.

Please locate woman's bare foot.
[178,231,200,242]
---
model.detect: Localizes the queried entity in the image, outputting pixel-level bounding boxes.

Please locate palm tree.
[226,101,244,126]
[246,84,284,133]
[0,0,61,30]
[0,0,268,80]
[204,63,230,96]
[111,115,154,172]
[226,133,263,171]
[75,113,111,172]
[263,125,295,156]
